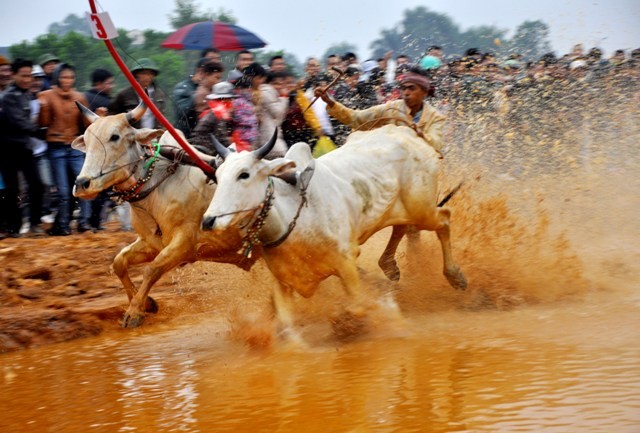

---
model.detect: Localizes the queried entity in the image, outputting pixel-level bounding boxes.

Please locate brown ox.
[72,101,253,327]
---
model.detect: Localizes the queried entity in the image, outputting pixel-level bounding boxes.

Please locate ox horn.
[210,134,231,159]
[253,128,278,160]
[75,101,100,124]
[125,99,147,125]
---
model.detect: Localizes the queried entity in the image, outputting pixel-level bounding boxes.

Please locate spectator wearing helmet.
[109,58,167,129]
[37,53,60,90]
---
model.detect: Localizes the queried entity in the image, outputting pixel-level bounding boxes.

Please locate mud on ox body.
[72,101,254,328]
[202,124,467,340]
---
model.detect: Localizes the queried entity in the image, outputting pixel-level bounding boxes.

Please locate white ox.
[72,101,253,328]
[201,124,467,339]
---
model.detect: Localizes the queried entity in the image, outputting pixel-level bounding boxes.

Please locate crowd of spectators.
[1,42,638,240]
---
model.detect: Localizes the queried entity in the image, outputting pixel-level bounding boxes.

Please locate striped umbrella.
[161,21,267,51]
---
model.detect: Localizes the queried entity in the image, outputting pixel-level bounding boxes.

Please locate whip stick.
[303,66,345,113]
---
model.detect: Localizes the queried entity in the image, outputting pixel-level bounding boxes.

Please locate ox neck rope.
[238,174,310,258]
[111,141,179,204]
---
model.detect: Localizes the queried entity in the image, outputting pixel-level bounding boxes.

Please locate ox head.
[201,130,296,232]
[72,101,164,199]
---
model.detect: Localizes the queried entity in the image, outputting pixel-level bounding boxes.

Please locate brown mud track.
[0,224,215,352]
[0,181,611,353]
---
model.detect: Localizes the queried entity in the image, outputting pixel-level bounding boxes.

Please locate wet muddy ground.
[1,102,639,430]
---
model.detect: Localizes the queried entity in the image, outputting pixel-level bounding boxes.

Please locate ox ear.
[71,135,87,153]
[134,128,164,145]
[267,159,297,183]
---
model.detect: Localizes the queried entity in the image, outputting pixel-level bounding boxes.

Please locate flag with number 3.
[86,11,118,40]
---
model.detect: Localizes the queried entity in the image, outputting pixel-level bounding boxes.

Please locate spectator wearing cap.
[190,81,238,154]
[316,66,445,153]
[109,58,167,129]
[37,53,60,91]
[173,56,213,135]
[0,55,12,92]
[0,58,45,237]
[193,61,224,117]
[38,63,91,235]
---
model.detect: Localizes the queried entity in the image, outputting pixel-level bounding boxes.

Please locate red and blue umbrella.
[161,21,267,51]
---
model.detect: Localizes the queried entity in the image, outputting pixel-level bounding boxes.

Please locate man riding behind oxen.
[200,66,467,342]
[315,66,444,153]
[315,66,450,281]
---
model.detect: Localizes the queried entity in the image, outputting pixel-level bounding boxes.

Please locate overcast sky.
[1,0,638,60]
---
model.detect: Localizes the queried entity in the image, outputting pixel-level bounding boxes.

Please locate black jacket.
[85,88,112,112]
[1,84,38,149]
[172,77,198,135]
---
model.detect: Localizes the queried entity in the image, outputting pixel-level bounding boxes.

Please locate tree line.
[7,1,552,93]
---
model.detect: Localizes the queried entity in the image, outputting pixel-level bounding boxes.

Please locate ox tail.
[437,182,463,207]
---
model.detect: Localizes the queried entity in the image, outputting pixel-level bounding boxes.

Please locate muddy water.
[2,94,639,432]
[1,295,639,432]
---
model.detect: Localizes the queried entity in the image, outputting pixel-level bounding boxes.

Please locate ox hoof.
[378,257,401,282]
[445,268,468,291]
[121,313,146,328]
[145,296,159,314]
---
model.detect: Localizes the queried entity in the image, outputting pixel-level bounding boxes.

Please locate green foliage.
[368,6,552,63]
[47,14,90,37]
[459,25,509,57]
[214,8,237,24]
[508,20,552,61]
[7,28,184,108]
[7,1,554,107]
[168,0,213,29]
[167,0,236,29]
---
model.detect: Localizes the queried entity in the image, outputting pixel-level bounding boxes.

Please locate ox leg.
[121,235,194,328]
[331,261,377,340]
[339,260,371,311]
[112,239,160,311]
[378,225,406,282]
[434,208,467,290]
[271,284,304,344]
